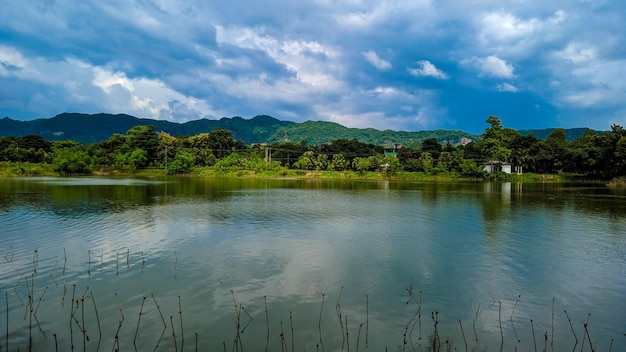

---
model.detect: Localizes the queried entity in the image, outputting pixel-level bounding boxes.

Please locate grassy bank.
[0,161,616,184]
[0,162,58,177]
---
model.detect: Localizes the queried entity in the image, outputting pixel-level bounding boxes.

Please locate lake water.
[0,177,625,351]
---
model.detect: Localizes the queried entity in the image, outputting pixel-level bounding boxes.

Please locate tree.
[126,125,159,165]
[458,159,484,177]
[97,133,130,166]
[419,152,434,172]
[314,154,329,170]
[615,136,626,176]
[477,116,512,171]
[128,148,149,168]
[157,132,179,168]
[320,139,383,161]
[509,133,538,173]
[206,128,240,159]
[597,124,626,178]
[167,151,196,175]
[381,155,401,173]
[52,148,93,174]
[352,157,371,172]
[294,151,316,170]
[114,148,148,170]
[328,153,348,171]
[421,138,442,159]
[436,151,454,171]
[183,133,217,166]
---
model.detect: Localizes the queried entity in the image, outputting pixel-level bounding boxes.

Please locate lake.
[1,177,625,351]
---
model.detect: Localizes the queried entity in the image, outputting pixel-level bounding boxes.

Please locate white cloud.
[496,83,519,92]
[547,42,626,109]
[363,50,392,70]
[408,60,448,79]
[461,55,515,78]
[91,66,216,121]
[314,86,446,131]
[215,25,342,88]
[480,11,565,42]
[0,46,216,121]
[334,1,432,30]
[0,46,28,71]
[3,0,626,131]
[474,10,567,59]
[553,42,597,63]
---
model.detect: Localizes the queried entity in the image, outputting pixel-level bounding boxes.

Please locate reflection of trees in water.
[2,178,625,219]
[482,182,524,243]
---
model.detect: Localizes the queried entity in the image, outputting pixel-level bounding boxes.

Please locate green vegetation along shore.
[1,116,625,184]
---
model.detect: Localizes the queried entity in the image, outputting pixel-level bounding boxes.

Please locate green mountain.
[2,112,595,146]
[0,112,481,146]
[517,128,592,141]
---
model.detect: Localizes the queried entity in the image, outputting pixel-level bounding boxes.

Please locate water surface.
[1,177,625,351]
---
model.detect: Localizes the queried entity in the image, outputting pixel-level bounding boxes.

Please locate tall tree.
[206,128,240,159]
[477,116,511,170]
[126,125,159,165]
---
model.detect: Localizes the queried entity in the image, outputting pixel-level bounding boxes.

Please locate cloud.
[479,10,565,43]
[408,60,448,79]
[215,25,341,88]
[546,42,626,109]
[496,83,519,93]
[0,46,216,121]
[461,55,515,78]
[363,50,392,70]
[315,86,447,131]
[1,0,626,131]
[553,42,597,64]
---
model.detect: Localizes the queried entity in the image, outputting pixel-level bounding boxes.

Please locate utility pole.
[265,147,272,168]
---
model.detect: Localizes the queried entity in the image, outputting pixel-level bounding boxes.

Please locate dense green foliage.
[1,113,479,145]
[1,116,624,180]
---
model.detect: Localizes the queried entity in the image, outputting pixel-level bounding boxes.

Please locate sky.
[1,0,625,134]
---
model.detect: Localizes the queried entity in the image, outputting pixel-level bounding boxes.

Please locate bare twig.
[318,293,325,352]
[510,294,521,343]
[5,291,9,352]
[265,296,270,352]
[89,290,102,352]
[472,303,481,342]
[134,296,146,350]
[459,320,468,352]
[179,296,184,351]
[563,310,578,347]
[551,297,555,352]
[290,310,295,352]
[531,319,537,352]
[336,287,345,350]
[583,314,595,352]
[365,294,369,349]
[498,301,503,348]
[151,293,167,352]
[170,316,178,352]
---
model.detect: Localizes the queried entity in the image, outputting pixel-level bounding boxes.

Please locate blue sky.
[1,1,624,133]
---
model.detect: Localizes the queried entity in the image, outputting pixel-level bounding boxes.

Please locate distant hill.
[0,112,594,146]
[0,113,481,146]
[517,128,594,141]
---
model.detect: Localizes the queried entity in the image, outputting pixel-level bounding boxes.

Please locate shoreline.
[1,161,611,184]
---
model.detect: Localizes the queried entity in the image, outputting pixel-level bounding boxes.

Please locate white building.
[483,161,514,174]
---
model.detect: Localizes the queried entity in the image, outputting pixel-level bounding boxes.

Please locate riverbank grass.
[0,161,616,184]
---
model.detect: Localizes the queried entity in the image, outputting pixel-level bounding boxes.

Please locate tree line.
[1,117,624,179]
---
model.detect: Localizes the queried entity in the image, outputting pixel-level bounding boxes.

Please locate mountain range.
[0,113,593,146]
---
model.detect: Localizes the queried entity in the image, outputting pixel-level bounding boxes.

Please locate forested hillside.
[2,113,599,147]
[1,115,624,179]
[2,113,478,146]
